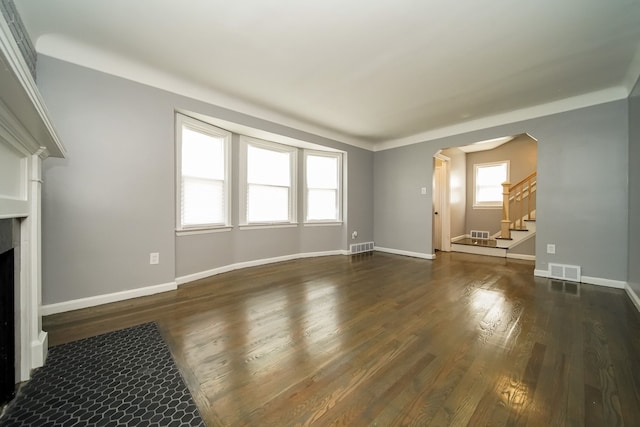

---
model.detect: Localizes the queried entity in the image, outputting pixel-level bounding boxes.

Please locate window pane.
[182,127,224,179]
[308,189,337,221]
[477,164,506,184]
[247,145,290,186]
[182,178,224,225]
[248,184,289,222]
[476,186,502,202]
[476,163,507,203]
[307,155,338,189]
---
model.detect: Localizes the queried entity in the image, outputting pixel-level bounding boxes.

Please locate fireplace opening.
[0,219,18,405]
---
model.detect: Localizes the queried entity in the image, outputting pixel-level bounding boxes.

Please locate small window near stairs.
[473,161,509,208]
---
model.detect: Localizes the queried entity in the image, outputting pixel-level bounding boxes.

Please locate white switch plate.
[421,187,427,195]
[150,252,159,264]
[546,244,556,254]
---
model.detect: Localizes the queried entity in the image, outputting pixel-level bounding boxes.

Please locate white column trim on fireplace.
[27,151,47,378]
[12,151,49,382]
[1,12,65,383]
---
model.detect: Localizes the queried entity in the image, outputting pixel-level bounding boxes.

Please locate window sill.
[239,223,299,230]
[472,204,502,210]
[303,221,343,227]
[176,226,233,236]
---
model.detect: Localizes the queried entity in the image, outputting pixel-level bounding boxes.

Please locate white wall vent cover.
[548,263,581,283]
[350,242,374,254]
[470,230,490,240]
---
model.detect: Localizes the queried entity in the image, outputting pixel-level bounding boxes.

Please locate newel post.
[500,182,511,239]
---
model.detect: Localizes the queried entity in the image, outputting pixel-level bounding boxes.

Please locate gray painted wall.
[39,59,176,304]
[34,52,634,304]
[374,100,629,281]
[509,235,536,256]
[440,147,466,240]
[629,79,640,296]
[465,135,537,234]
[37,55,373,305]
[374,142,434,255]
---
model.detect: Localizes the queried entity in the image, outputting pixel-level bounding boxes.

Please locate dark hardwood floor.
[43,252,640,426]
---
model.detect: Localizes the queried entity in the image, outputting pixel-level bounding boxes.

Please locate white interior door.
[433,159,443,251]
[433,154,451,252]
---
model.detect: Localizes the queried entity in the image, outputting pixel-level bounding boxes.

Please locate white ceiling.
[457,136,515,153]
[14,0,640,150]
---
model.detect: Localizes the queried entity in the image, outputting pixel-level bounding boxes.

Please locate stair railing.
[500,172,536,239]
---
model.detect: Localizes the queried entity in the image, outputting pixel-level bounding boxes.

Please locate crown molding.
[373,87,628,152]
[37,34,372,152]
[0,15,65,158]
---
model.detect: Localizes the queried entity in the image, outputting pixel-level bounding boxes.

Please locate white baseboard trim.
[625,284,640,312]
[451,234,468,242]
[374,246,435,260]
[507,253,536,261]
[31,331,47,370]
[534,268,626,289]
[303,250,350,258]
[41,281,178,316]
[19,331,48,382]
[581,276,626,289]
[175,250,346,286]
[534,269,549,278]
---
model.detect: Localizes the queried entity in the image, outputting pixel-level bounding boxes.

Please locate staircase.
[452,173,537,259]
[500,172,536,238]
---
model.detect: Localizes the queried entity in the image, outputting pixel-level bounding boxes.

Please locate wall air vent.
[548,263,581,283]
[470,230,490,240]
[350,242,374,254]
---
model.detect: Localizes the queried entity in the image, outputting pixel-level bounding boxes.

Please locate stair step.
[453,238,498,247]
[451,242,507,257]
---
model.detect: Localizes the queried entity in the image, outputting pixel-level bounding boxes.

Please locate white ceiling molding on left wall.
[35,34,372,152]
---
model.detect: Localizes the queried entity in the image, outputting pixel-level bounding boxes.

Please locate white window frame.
[175,113,231,232]
[473,160,510,208]
[239,136,297,226]
[304,150,343,224]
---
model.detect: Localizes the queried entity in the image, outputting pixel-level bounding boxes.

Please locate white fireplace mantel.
[0,14,65,382]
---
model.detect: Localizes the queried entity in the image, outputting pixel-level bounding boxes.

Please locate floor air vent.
[548,263,581,282]
[350,242,374,254]
[470,230,490,240]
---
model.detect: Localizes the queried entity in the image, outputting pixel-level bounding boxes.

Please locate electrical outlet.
[150,252,159,265]
[352,231,358,240]
[421,187,427,195]
[546,244,556,254]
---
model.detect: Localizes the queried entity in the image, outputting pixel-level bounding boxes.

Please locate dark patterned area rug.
[0,322,204,426]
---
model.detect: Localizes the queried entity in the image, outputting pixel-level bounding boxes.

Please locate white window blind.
[177,115,230,228]
[474,161,508,207]
[305,152,341,222]
[245,141,296,223]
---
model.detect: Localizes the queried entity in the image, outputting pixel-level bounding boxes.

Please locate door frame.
[433,152,451,252]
